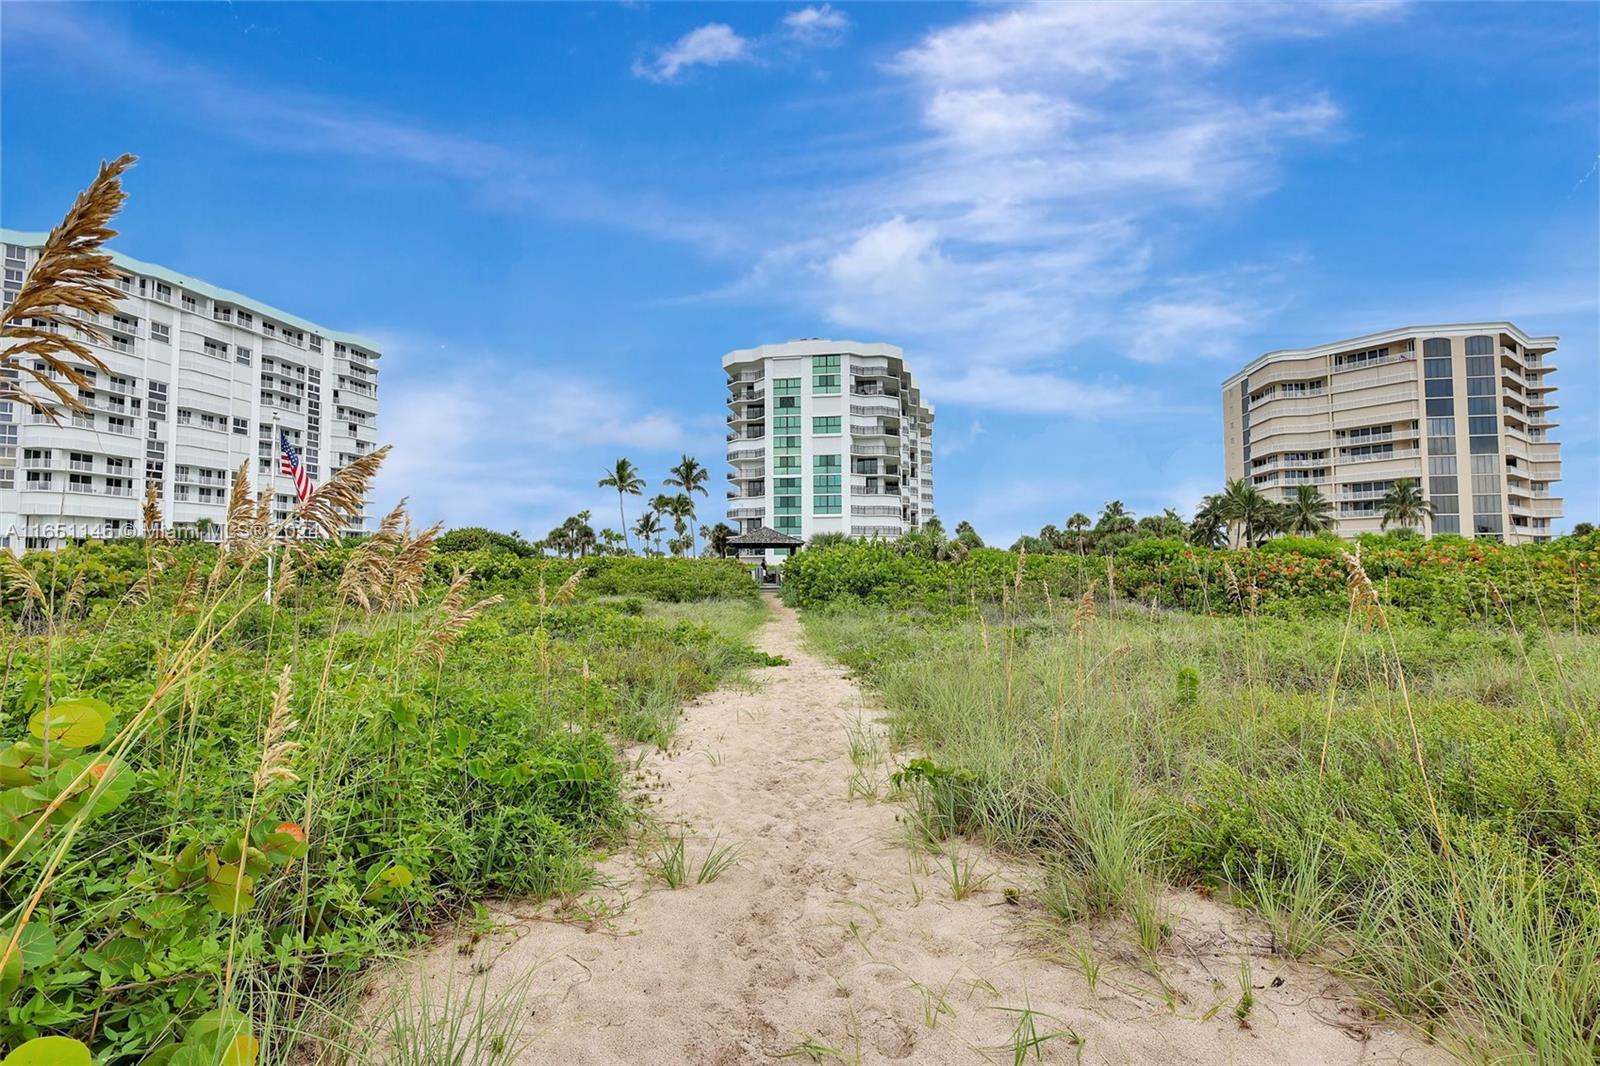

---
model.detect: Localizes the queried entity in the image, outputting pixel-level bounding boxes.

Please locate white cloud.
[635,7,848,85]
[634,23,753,83]
[708,2,1393,411]
[925,88,1070,152]
[371,349,694,535]
[783,5,850,46]
[922,367,1144,417]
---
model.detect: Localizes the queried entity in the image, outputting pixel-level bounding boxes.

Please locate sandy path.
[423,596,1449,1065]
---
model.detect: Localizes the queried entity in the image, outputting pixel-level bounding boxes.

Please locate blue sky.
[3,2,1595,542]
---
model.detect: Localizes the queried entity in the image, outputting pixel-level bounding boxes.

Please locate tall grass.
[807,578,1600,1062]
[0,498,767,1058]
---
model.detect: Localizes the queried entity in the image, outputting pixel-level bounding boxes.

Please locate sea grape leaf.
[0,742,43,787]
[205,861,256,914]
[2,1036,93,1066]
[28,698,111,749]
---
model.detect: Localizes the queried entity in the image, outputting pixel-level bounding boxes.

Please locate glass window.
[812,416,841,435]
[1423,338,1451,358]
[1423,357,1453,379]
[1465,335,1495,356]
[1426,398,1455,417]
[1425,378,1453,397]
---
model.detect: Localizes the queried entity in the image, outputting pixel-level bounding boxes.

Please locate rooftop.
[1222,322,1557,389]
[1,227,382,354]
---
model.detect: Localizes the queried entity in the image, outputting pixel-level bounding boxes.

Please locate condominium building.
[1223,323,1561,544]
[723,340,934,554]
[1,230,381,550]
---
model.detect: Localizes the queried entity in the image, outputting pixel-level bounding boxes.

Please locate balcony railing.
[850,443,895,456]
[1339,447,1419,464]
[728,446,765,461]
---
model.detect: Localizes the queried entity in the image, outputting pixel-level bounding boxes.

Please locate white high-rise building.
[1,230,381,550]
[722,339,933,554]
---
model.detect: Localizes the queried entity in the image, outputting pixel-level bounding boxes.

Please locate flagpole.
[265,417,278,605]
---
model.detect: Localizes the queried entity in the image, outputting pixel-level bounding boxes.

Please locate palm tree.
[1066,512,1091,554]
[664,455,710,553]
[1095,501,1135,535]
[1380,478,1434,532]
[1189,495,1225,548]
[700,522,735,558]
[1283,484,1334,535]
[660,494,694,555]
[1217,479,1276,548]
[598,458,645,553]
[633,511,664,555]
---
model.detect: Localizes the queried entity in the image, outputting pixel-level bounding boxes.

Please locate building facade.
[722,340,933,554]
[1,230,380,550]
[1223,323,1561,544]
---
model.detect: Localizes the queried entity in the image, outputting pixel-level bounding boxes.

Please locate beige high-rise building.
[1222,323,1561,543]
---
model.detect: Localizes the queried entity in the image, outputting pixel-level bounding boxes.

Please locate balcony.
[727,445,765,461]
[850,421,899,437]
[850,397,899,416]
[733,370,763,384]
[851,384,898,398]
[850,443,896,457]
[1338,447,1420,465]
[727,504,766,520]
[727,388,765,405]
[851,524,903,537]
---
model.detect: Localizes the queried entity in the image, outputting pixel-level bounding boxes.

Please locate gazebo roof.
[725,525,805,548]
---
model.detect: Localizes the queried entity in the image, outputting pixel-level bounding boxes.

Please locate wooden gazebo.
[723,526,804,557]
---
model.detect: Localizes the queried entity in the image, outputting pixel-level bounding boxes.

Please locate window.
[235,346,252,366]
[1465,335,1495,357]
[813,454,841,514]
[773,377,801,410]
[150,322,170,343]
[1423,338,1451,358]
[233,418,249,436]
[153,282,172,302]
[176,409,193,425]
[812,416,841,435]
[812,354,841,395]
[203,338,228,359]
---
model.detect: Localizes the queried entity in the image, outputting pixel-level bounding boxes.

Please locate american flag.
[279,430,313,503]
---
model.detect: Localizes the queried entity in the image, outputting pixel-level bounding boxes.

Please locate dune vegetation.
[0,475,771,1063]
[792,534,1600,1063]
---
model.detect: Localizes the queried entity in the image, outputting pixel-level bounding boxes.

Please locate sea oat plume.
[0,155,135,418]
[253,665,302,789]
